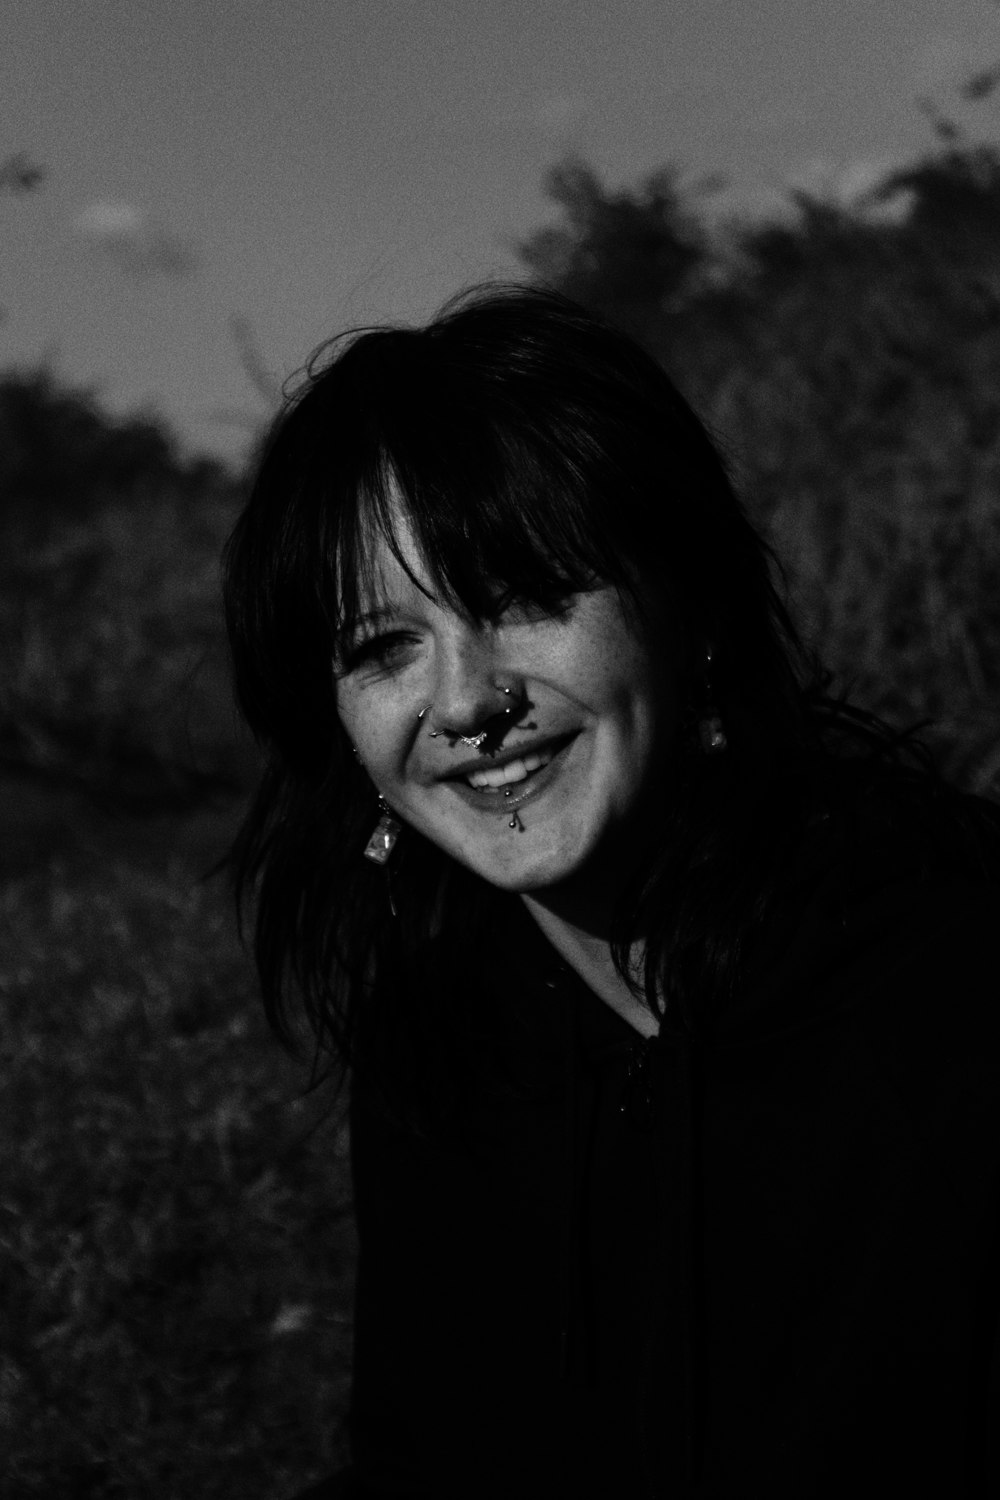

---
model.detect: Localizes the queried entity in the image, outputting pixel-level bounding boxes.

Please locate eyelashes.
[495,593,575,623]
[337,630,417,674]
[334,592,579,676]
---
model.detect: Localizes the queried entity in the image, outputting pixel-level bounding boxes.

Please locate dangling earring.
[698,645,728,755]
[364,795,401,864]
[699,709,728,755]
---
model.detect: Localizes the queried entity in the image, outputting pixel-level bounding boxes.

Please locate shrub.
[0,376,258,801]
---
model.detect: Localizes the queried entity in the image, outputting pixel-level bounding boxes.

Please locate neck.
[520,889,660,1039]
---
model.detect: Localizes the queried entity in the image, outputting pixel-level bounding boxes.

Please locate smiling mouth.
[465,745,557,791]
[445,733,576,812]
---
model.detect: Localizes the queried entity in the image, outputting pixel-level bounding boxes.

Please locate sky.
[2,0,999,464]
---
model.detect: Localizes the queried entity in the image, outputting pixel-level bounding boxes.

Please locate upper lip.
[437,731,575,782]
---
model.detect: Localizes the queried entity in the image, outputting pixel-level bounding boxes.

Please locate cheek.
[338,689,412,790]
[337,694,383,771]
[589,640,666,723]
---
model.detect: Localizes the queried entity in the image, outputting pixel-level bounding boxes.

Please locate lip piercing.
[502,786,524,831]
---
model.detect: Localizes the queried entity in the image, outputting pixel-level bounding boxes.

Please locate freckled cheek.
[339,695,416,789]
[337,695,381,770]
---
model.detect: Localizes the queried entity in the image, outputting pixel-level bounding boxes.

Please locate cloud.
[74,198,198,280]
[529,93,589,135]
[487,90,590,139]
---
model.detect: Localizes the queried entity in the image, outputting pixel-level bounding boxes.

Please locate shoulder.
[730,769,1000,1039]
[835,779,1000,992]
[800,753,1000,916]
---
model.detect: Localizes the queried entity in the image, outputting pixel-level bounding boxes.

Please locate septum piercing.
[423,686,518,743]
[425,723,487,748]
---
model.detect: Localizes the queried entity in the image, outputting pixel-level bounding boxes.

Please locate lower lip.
[444,735,577,818]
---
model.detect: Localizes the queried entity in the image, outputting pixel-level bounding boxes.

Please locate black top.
[328,794,1000,1498]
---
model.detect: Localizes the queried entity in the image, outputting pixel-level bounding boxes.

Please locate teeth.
[467,749,552,790]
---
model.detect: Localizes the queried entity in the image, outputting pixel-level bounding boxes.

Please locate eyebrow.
[341,606,396,634]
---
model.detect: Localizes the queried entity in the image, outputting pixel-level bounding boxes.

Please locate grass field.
[0,802,355,1499]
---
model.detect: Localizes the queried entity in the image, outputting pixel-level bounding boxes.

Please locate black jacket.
[314,793,1000,1497]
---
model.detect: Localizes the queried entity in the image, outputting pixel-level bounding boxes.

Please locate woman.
[224,286,1000,1498]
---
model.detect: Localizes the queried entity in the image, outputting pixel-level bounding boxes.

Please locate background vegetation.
[3,103,999,1496]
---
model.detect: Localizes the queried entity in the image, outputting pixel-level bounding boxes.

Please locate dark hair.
[223,283,989,1111]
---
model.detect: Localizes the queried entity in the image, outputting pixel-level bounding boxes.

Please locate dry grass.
[0,839,353,1499]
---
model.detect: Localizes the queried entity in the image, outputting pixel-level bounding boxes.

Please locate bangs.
[325,385,642,647]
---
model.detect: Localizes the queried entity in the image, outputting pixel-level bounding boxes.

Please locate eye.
[491,591,577,625]
[338,630,420,676]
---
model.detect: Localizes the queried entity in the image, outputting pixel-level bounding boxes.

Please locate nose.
[428,623,508,739]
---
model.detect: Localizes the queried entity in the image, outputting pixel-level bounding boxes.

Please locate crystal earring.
[363,795,401,864]
[698,710,728,754]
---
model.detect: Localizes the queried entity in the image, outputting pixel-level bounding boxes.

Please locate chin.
[467,831,594,895]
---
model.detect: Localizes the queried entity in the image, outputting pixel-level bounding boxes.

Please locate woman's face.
[334,502,682,901]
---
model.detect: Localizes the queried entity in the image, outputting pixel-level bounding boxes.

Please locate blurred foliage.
[0,151,46,195]
[0,847,352,1498]
[0,375,256,802]
[519,126,1000,796]
[0,371,225,525]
